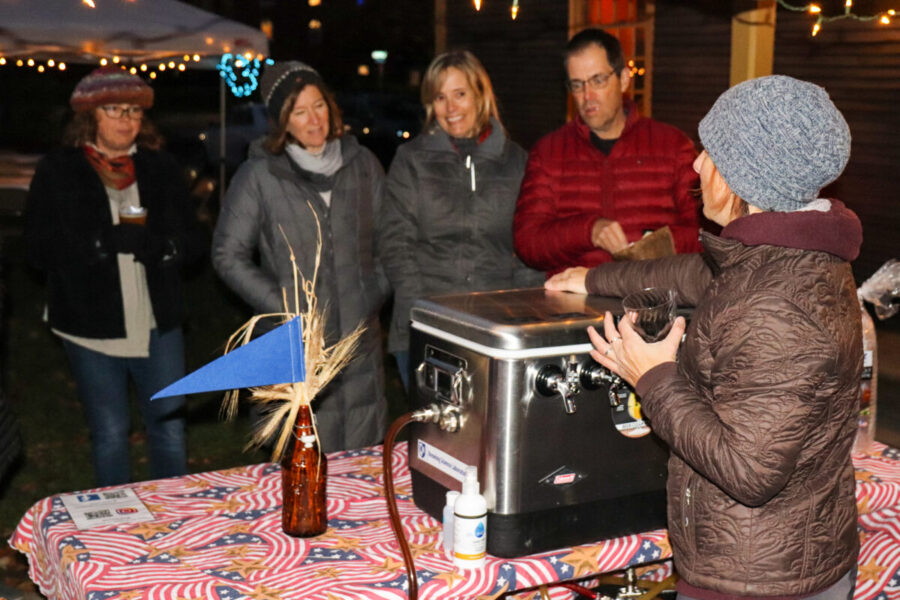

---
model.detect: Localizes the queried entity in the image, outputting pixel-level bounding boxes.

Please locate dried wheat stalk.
[219,203,363,461]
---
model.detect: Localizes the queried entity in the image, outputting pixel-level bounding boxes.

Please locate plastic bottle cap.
[445,490,460,506]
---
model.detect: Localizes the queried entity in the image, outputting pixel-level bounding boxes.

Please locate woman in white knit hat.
[546,75,862,599]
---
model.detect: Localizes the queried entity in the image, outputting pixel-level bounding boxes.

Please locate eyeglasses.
[566,70,617,94]
[100,105,144,120]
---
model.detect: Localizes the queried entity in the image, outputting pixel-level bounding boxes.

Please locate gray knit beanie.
[259,61,321,121]
[698,75,851,212]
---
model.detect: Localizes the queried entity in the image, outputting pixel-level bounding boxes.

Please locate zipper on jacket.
[465,155,476,192]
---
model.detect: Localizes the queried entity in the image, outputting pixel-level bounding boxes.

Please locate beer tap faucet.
[535,360,581,414]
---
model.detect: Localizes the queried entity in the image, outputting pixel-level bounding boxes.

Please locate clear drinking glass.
[622,288,677,342]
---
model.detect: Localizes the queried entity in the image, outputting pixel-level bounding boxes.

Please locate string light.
[83,0,95,7]
[471,1,523,20]
[217,53,273,98]
[0,58,5,66]
[776,0,897,36]
[99,57,108,66]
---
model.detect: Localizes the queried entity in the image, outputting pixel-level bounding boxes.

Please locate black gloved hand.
[112,223,147,256]
[134,231,171,264]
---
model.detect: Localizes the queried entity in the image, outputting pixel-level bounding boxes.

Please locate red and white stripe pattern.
[9,442,900,600]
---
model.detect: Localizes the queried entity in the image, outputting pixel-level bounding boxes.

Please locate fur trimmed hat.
[70,66,154,113]
[259,61,322,121]
[698,75,850,212]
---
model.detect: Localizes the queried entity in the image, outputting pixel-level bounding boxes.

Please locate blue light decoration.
[217,54,274,98]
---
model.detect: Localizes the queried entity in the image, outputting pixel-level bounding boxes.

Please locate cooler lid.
[410,288,623,352]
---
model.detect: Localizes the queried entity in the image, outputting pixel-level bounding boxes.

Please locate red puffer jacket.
[514,102,701,275]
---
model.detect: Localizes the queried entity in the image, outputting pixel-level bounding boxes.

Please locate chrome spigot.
[535,362,581,414]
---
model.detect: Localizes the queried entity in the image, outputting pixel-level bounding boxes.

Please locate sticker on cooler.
[610,388,652,438]
[416,439,469,482]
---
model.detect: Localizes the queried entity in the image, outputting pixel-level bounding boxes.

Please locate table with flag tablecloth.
[9,441,900,600]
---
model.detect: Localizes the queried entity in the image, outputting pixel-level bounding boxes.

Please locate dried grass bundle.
[219,206,363,461]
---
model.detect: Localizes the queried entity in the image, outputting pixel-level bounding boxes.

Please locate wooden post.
[730,0,776,86]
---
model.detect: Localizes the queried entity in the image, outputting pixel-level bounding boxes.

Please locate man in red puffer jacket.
[514,28,701,276]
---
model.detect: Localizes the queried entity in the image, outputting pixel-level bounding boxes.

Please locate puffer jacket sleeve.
[366,151,391,305]
[513,140,596,273]
[377,145,425,346]
[636,293,832,507]
[211,162,283,314]
[668,134,703,254]
[584,253,712,307]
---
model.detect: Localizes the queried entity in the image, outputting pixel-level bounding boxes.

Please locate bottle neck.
[292,405,317,449]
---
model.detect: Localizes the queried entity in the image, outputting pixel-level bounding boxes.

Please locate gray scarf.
[285,139,342,192]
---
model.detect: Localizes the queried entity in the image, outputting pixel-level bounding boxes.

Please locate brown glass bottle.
[280,405,327,537]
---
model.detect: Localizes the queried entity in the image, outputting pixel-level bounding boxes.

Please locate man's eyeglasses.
[566,70,617,94]
[100,105,145,120]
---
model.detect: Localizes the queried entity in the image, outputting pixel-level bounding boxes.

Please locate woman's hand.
[544,267,589,294]
[587,311,686,387]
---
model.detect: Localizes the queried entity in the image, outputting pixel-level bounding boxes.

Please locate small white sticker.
[863,350,874,368]
[416,439,470,482]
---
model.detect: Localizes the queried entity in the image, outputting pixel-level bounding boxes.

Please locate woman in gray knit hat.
[546,75,863,599]
[212,61,388,453]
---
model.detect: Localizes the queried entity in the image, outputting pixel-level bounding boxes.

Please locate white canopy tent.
[0,0,268,64]
[0,0,270,198]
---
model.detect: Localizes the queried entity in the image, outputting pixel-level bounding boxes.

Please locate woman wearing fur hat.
[212,62,388,453]
[25,67,197,486]
[546,75,862,599]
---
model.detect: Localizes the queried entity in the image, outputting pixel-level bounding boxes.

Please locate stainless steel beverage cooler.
[407,288,668,558]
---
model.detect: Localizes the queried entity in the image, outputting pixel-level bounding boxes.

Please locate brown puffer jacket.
[585,200,863,596]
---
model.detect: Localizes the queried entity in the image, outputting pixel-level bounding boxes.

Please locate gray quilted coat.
[378,119,544,353]
[585,200,863,596]
[212,136,388,452]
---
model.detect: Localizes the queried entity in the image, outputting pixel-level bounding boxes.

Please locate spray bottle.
[443,490,459,556]
[453,466,487,569]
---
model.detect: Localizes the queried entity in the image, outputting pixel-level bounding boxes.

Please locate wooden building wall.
[772,9,900,282]
[444,0,569,150]
[651,2,899,282]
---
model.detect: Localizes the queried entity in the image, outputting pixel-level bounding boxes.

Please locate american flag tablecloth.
[8,441,900,600]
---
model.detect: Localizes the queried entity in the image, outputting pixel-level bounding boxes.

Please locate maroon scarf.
[83,145,136,190]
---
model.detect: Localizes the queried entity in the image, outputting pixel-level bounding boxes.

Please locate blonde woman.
[378,50,542,388]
